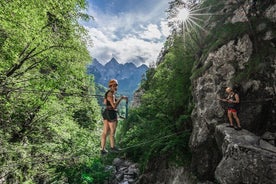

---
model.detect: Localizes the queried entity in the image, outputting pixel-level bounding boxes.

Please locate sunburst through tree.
[168,0,213,38]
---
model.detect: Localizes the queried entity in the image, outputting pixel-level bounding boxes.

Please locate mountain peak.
[124,62,136,69]
[92,58,103,67]
[108,57,119,64]
[87,58,149,100]
[138,64,148,70]
[105,57,120,68]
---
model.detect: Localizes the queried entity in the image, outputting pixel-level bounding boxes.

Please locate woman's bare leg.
[109,121,117,148]
[233,112,241,128]
[227,111,234,126]
[101,120,109,150]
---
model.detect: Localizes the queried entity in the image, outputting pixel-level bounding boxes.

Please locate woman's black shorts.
[102,109,117,122]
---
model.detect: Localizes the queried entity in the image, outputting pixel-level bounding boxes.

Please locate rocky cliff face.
[190,0,276,183]
[134,1,276,184]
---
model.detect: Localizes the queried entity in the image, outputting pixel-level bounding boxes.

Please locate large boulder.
[215,124,276,184]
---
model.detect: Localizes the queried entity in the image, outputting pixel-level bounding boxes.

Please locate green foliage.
[54,158,111,184]
[206,22,249,52]
[201,0,225,11]
[117,35,194,171]
[140,67,156,91]
[0,0,103,183]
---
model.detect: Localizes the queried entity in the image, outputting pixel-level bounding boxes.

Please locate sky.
[85,0,171,66]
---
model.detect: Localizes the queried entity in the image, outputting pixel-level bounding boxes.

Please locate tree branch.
[5,44,74,78]
[13,56,49,78]
[6,46,37,77]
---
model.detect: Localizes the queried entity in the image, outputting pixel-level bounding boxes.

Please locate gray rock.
[109,158,140,184]
[189,0,276,181]
[215,124,276,184]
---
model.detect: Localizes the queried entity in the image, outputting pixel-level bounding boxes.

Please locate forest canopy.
[0,0,104,183]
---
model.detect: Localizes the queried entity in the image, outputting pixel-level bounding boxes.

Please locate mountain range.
[87,58,148,100]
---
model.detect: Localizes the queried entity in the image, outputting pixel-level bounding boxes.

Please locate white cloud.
[85,0,171,66]
[140,24,162,40]
[87,26,164,66]
[160,20,171,37]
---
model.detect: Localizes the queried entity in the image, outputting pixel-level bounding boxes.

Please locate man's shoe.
[101,149,108,155]
[110,147,121,153]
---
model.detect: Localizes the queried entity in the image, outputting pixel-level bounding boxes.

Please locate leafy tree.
[0,0,104,183]
[118,35,194,171]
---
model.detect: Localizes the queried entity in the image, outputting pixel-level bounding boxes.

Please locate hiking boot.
[101,149,108,155]
[110,147,121,153]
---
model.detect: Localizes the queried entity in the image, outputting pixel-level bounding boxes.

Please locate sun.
[170,2,213,35]
[167,1,214,49]
[176,8,190,23]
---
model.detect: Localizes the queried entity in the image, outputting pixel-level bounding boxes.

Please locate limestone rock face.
[131,0,276,183]
[265,4,276,22]
[214,125,276,184]
[189,34,257,180]
[189,0,276,182]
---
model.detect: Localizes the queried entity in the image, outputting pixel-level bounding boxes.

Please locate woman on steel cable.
[100,79,128,154]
